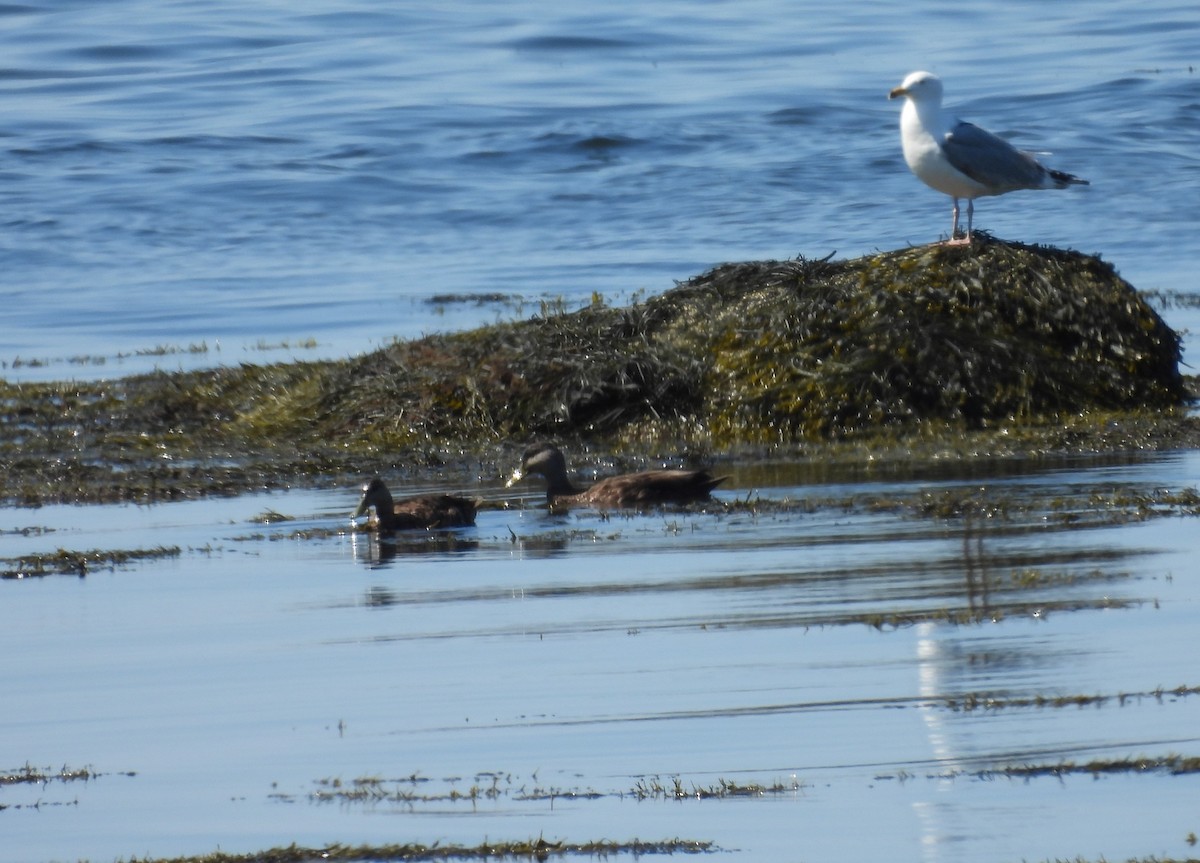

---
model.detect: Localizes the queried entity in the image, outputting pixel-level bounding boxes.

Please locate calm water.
[3,3,1200,861]
[4,453,1200,862]
[0,0,1198,379]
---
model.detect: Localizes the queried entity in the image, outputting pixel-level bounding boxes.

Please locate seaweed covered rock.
[332,237,1184,444]
[0,238,1191,504]
[696,239,1185,438]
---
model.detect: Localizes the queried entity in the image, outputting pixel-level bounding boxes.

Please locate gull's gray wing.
[941,121,1048,192]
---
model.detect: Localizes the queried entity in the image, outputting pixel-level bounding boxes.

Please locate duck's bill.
[504,469,523,488]
[351,502,368,519]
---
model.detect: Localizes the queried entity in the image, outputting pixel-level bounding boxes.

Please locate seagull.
[888,70,1088,245]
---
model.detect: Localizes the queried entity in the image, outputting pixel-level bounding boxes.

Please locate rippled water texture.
[1,0,1198,378]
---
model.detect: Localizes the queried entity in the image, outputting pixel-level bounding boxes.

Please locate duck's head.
[352,477,390,520]
[505,443,567,487]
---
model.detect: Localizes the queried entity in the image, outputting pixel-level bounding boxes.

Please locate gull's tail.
[1048,168,1089,188]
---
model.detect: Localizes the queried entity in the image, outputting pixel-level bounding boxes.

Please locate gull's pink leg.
[944,197,972,246]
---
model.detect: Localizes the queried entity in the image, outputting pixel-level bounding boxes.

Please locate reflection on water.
[350,529,483,568]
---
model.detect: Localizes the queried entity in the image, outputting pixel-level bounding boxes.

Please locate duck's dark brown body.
[352,477,477,530]
[508,443,725,508]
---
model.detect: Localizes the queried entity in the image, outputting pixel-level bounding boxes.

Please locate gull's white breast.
[899,102,989,200]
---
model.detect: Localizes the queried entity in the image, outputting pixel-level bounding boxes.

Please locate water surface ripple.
[1,0,1197,378]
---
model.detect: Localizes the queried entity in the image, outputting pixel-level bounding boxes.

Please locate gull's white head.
[888,70,943,105]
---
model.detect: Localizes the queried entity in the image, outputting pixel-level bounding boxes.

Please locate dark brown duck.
[351,477,477,530]
[506,443,725,508]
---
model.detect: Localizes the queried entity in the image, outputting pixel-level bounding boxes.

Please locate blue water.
[2,0,1197,380]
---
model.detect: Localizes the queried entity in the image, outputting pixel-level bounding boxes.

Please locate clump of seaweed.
[0,763,101,785]
[301,771,800,808]
[628,775,801,800]
[2,546,181,579]
[328,239,1184,446]
[699,240,1184,439]
[984,753,1200,780]
[113,837,715,862]
[944,684,1200,713]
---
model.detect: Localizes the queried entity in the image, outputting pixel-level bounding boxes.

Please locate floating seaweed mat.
[332,237,1184,444]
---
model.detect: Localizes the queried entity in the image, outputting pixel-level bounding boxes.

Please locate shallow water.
[1,0,1198,380]
[4,451,1200,862]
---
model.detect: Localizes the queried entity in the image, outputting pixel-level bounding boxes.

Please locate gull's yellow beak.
[888,86,908,100]
[504,468,523,489]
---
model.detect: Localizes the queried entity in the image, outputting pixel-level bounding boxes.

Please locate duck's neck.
[372,488,397,529]
[543,471,580,500]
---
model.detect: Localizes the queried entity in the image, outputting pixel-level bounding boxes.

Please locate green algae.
[0,239,1194,506]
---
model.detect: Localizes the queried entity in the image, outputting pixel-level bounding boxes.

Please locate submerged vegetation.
[983,753,1200,780]
[0,763,136,813]
[0,237,1194,507]
[299,772,801,808]
[0,763,106,786]
[108,838,715,863]
[1,546,181,579]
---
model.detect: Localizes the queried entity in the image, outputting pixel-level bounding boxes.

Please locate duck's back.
[575,469,724,508]
[392,494,477,529]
